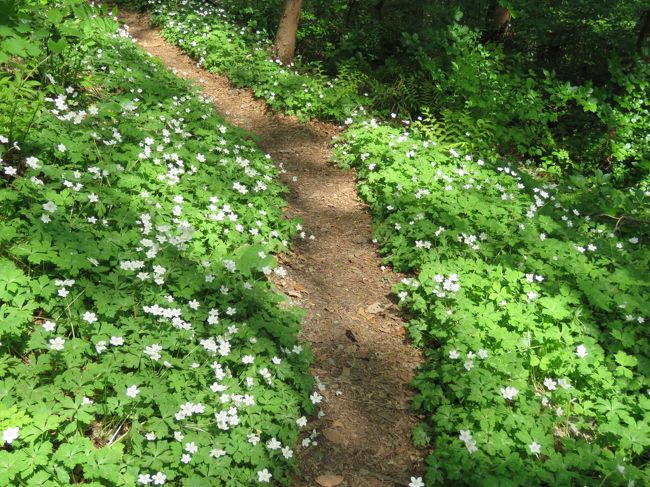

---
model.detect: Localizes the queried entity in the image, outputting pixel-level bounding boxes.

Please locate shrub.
[336,117,650,486]
[0,1,313,484]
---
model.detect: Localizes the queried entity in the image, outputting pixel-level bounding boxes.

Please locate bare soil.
[119,10,424,486]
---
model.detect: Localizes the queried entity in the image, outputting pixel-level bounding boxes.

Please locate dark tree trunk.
[375,0,386,20]
[481,1,512,44]
[637,9,650,53]
[274,0,303,64]
[345,0,359,25]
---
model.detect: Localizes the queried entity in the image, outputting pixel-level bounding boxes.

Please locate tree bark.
[637,9,650,53]
[481,1,512,44]
[274,0,303,64]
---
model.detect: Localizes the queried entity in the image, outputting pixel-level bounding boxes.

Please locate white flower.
[528,441,542,455]
[449,350,460,359]
[181,453,192,464]
[83,311,97,323]
[185,442,198,454]
[210,448,226,458]
[459,430,473,442]
[145,432,156,441]
[126,385,140,398]
[266,438,282,450]
[309,392,323,404]
[174,431,184,441]
[576,344,588,358]
[465,439,478,453]
[137,473,152,485]
[144,344,163,361]
[281,446,293,459]
[296,416,307,428]
[110,336,124,346]
[500,386,519,400]
[25,156,40,169]
[95,340,107,354]
[2,427,20,444]
[242,355,254,364]
[257,469,272,483]
[152,472,166,485]
[409,477,425,487]
[477,348,488,359]
[81,396,94,406]
[42,320,56,332]
[49,336,65,351]
[42,201,58,213]
[543,378,557,391]
[57,143,66,152]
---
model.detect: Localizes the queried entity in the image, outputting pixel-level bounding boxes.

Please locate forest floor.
[120,10,424,487]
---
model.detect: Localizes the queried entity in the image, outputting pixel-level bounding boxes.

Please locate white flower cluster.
[432,273,460,297]
[174,401,205,421]
[459,429,478,453]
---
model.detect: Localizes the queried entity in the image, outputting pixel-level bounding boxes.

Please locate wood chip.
[366,302,389,314]
[322,428,345,444]
[316,474,344,487]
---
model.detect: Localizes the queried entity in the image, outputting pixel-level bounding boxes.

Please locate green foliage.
[336,118,650,486]
[139,0,650,186]
[1,1,313,484]
[148,0,366,122]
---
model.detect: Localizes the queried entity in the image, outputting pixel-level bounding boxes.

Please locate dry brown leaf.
[294,282,306,292]
[322,428,345,444]
[316,474,344,487]
[366,302,389,314]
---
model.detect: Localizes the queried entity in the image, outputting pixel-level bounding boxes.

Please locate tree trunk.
[481,1,512,44]
[274,0,303,64]
[637,9,650,53]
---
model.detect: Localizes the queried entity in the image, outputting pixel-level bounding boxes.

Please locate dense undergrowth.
[335,118,649,485]
[143,0,650,187]
[4,0,650,486]
[0,1,315,485]
[120,0,649,485]
[148,0,366,122]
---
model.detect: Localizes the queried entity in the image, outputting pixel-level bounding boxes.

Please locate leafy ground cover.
[335,118,650,485]
[145,0,365,122]
[0,1,315,485]
[118,1,650,485]
[145,0,650,186]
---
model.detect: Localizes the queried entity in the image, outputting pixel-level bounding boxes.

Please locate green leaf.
[46,9,64,25]
[614,351,638,368]
[47,38,67,55]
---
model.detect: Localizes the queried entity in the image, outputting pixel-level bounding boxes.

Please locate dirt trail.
[120,10,424,487]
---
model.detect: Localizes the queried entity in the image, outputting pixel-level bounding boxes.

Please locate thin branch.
[596,213,650,231]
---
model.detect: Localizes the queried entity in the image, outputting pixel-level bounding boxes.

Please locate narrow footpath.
[121,10,424,487]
